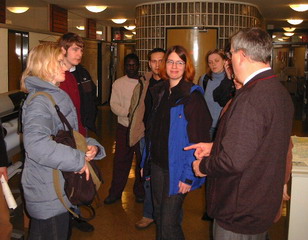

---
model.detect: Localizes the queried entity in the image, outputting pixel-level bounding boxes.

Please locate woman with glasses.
[199,49,235,141]
[20,43,105,239]
[142,45,212,239]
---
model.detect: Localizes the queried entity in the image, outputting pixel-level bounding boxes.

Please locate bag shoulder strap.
[29,91,73,131]
[53,169,79,218]
[29,91,57,106]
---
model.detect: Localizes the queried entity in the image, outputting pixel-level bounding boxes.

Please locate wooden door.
[166,28,217,84]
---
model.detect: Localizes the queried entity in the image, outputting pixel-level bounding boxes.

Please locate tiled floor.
[69,103,295,240]
[12,93,307,239]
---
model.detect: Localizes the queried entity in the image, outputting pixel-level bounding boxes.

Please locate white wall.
[0,28,8,93]
[29,32,59,50]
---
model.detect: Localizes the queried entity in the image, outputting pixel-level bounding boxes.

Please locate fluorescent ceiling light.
[284,32,294,37]
[290,4,308,12]
[287,19,303,25]
[125,34,133,39]
[96,31,103,35]
[124,26,136,30]
[76,26,85,30]
[85,6,107,13]
[283,27,296,32]
[7,7,29,13]
[112,19,127,24]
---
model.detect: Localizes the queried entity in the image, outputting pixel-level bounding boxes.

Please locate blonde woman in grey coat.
[20,43,105,240]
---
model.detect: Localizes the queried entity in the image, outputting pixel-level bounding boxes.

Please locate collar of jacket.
[150,78,194,108]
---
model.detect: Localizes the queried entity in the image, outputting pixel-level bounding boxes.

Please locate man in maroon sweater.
[58,33,94,233]
[186,28,294,239]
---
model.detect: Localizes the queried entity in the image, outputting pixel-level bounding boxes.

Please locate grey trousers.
[213,220,267,240]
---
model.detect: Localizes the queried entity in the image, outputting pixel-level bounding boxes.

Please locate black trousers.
[151,163,186,240]
[28,212,69,240]
[109,123,144,198]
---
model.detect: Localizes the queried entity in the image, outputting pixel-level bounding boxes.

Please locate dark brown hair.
[57,32,84,51]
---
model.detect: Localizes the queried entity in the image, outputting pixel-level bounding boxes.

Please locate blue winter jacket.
[168,85,206,195]
[142,84,206,196]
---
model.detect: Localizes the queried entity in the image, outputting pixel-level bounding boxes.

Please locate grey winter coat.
[21,76,106,220]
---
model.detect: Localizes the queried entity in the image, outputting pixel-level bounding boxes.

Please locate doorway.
[8,30,29,91]
[166,28,217,84]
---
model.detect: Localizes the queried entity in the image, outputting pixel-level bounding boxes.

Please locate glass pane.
[171,3,176,14]
[189,3,194,13]
[177,3,182,13]
[189,14,194,25]
[177,15,182,25]
[214,3,219,13]
[183,3,187,13]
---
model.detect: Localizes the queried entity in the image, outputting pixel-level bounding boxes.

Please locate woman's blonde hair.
[20,43,62,92]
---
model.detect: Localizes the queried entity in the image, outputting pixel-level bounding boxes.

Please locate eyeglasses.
[166,59,185,67]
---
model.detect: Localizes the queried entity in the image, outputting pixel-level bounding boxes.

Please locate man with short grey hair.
[186,28,294,239]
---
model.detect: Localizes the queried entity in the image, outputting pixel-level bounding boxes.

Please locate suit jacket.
[200,69,294,234]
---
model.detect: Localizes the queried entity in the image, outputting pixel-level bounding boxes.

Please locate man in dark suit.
[186,28,294,240]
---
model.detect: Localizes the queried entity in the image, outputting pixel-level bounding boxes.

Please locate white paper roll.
[0,175,17,209]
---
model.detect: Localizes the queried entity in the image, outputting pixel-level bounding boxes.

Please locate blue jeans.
[28,212,69,240]
[140,137,154,219]
[151,163,186,240]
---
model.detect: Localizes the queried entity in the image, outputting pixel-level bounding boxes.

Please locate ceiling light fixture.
[272,35,276,38]
[290,4,308,12]
[132,31,136,35]
[287,19,303,25]
[7,7,29,14]
[283,27,296,32]
[284,32,294,37]
[85,6,107,13]
[112,19,127,24]
[278,38,284,41]
[96,31,103,35]
[76,26,85,30]
[124,26,136,30]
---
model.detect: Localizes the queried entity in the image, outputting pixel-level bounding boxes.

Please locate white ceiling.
[6,0,308,29]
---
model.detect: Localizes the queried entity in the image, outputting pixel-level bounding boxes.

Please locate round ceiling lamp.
[85,6,107,13]
[76,26,85,31]
[112,19,127,24]
[289,4,308,12]
[124,26,136,30]
[7,7,29,13]
[287,19,303,25]
[283,27,296,32]
[284,32,294,37]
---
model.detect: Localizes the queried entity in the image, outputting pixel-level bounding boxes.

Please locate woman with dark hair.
[142,45,212,239]
[199,49,234,140]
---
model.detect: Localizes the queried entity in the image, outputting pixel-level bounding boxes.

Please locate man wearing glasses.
[187,28,293,239]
